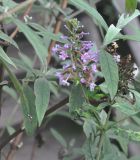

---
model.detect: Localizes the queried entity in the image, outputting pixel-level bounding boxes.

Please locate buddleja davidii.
[52,18,99,91]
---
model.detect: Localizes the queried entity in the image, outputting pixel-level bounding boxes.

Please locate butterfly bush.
[52,19,99,91]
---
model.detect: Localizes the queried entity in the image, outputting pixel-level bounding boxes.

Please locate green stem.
[96,131,104,160]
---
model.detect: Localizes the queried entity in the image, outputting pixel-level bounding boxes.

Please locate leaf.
[112,101,138,116]
[103,24,121,46]
[2,60,36,135]
[129,156,140,160]
[114,127,140,142]
[0,46,16,67]
[13,19,47,64]
[34,77,50,126]
[83,119,96,138]
[99,110,107,125]
[29,23,66,43]
[125,0,137,14]
[69,84,85,115]
[50,128,67,148]
[117,10,140,29]
[22,85,38,135]
[0,31,18,48]
[69,0,108,31]
[100,50,119,100]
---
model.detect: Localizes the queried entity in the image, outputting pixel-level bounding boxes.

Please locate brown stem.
[0,96,69,150]
[47,0,68,64]
[0,0,36,22]
[6,132,23,160]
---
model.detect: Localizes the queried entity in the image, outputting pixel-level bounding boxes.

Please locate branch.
[0,0,36,22]
[0,96,69,150]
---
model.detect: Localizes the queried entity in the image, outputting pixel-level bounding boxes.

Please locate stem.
[96,131,104,160]
[0,0,36,22]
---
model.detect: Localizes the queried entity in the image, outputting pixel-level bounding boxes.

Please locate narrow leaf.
[50,128,67,148]
[69,0,108,31]
[117,10,140,29]
[0,31,18,48]
[13,19,47,64]
[34,77,50,126]
[0,46,16,67]
[69,84,85,115]
[22,85,38,135]
[100,50,119,99]
[103,24,121,46]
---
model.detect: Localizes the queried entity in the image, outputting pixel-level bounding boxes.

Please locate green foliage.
[69,0,108,30]
[13,19,47,64]
[34,77,50,126]
[125,0,138,14]
[50,128,67,148]
[100,50,119,100]
[1,0,140,159]
[69,84,85,116]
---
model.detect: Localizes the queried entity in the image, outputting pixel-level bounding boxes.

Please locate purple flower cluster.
[52,20,99,91]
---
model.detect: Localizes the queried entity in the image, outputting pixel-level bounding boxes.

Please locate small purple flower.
[72,64,76,71]
[89,82,96,91]
[81,52,91,63]
[64,44,70,49]
[81,41,93,50]
[80,78,86,84]
[59,51,69,60]
[60,35,68,40]
[91,64,97,73]
[83,66,88,71]
[61,79,70,86]
[52,44,60,54]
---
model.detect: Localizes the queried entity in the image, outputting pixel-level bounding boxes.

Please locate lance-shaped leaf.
[0,46,16,67]
[0,31,18,48]
[69,84,85,115]
[117,10,140,29]
[103,24,121,46]
[13,19,47,64]
[100,50,119,100]
[22,85,38,135]
[69,0,108,31]
[34,77,50,126]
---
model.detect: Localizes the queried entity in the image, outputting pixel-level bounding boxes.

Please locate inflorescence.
[52,19,99,91]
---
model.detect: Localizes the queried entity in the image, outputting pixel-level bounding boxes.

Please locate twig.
[0,96,69,150]
[0,0,36,22]
[30,140,36,160]
[0,0,34,47]
[6,132,23,160]
[10,0,34,39]
[47,0,68,64]
[96,132,104,160]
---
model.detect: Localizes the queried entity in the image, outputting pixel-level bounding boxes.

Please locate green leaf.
[125,0,137,14]
[69,0,108,31]
[117,10,140,29]
[0,31,18,48]
[83,119,96,138]
[69,84,85,114]
[100,50,119,100]
[0,46,16,67]
[13,19,47,64]
[129,156,140,160]
[103,24,121,46]
[29,23,66,43]
[22,85,38,135]
[99,110,107,125]
[114,127,140,142]
[50,128,67,148]
[34,77,50,126]
[113,101,138,116]
[2,60,36,135]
